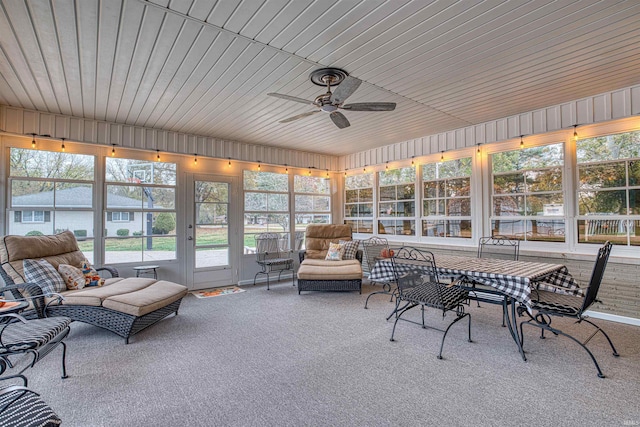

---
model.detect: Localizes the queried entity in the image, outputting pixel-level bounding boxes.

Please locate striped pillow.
[23,259,66,294]
[339,240,360,260]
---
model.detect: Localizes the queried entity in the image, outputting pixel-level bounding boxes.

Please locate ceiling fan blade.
[329,111,350,129]
[330,76,362,105]
[267,93,316,105]
[279,110,320,123]
[341,102,396,111]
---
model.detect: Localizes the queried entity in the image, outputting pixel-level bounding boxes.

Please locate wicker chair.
[519,241,619,378]
[389,247,472,359]
[0,307,71,386]
[253,233,295,290]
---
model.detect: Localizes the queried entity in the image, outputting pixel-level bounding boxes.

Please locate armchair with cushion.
[297,224,363,294]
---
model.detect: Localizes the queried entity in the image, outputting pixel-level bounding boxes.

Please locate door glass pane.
[195,181,230,268]
[196,247,229,268]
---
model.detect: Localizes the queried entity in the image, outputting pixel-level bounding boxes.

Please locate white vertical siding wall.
[339,85,640,169]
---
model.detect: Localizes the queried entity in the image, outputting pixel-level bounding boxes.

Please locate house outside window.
[378,167,415,236]
[422,158,472,239]
[105,158,177,263]
[576,130,640,247]
[344,173,374,234]
[243,170,289,253]
[490,143,565,242]
[8,148,95,260]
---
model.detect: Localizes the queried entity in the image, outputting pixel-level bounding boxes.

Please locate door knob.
[187,236,193,240]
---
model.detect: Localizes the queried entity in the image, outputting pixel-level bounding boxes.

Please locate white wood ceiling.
[1,0,639,156]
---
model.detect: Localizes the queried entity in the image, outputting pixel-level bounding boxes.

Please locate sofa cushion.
[304,224,353,259]
[102,281,188,317]
[298,259,362,280]
[59,278,157,306]
[23,259,66,294]
[1,231,85,284]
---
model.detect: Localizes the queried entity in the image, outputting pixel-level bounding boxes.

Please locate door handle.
[187,236,193,240]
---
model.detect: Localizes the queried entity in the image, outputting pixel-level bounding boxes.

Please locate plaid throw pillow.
[325,242,345,261]
[339,240,360,260]
[23,259,66,294]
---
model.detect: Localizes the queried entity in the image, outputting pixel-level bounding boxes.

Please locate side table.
[133,265,160,279]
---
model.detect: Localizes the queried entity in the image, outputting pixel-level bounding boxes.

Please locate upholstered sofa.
[0,231,187,343]
[297,224,363,294]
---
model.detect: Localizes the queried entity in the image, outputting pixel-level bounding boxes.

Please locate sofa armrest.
[96,266,119,278]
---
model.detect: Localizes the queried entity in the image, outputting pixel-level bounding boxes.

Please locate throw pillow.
[325,242,345,261]
[58,264,86,290]
[81,260,105,287]
[339,240,360,260]
[23,259,66,294]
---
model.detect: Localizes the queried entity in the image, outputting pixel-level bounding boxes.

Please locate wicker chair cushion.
[303,224,353,259]
[0,317,71,353]
[23,259,66,294]
[530,289,582,316]
[298,259,362,280]
[58,278,156,306]
[401,283,469,310]
[102,281,188,317]
[0,387,61,427]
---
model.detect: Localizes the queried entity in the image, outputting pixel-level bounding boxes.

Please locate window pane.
[493,195,524,216]
[526,194,564,216]
[629,161,640,186]
[148,188,175,210]
[448,198,471,216]
[243,171,288,191]
[397,184,415,200]
[578,219,628,245]
[295,195,314,212]
[294,175,329,194]
[379,202,396,217]
[379,167,415,185]
[529,219,565,242]
[578,190,627,215]
[106,185,142,209]
[359,188,373,202]
[359,203,373,217]
[579,162,626,189]
[346,189,358,203]
[379,220,415,236]
[397,201,415,216]
[424,182,442,198]
[11,180,54,207]
[268,193,289,211]
[56,213,94,238]
[422,220,471,238]
[494,173,524,194]
[492,143,563,172]
[380,186,396,201]
[630,189,640,214]
[245,192,267,211]
[106,158,176,185]
[55,183,93,208]
[631,221,640,246]
[144,237,176,261]
[526,168,562,192]
[577,130,640,163]
[105,238,143,264]
[447,178,470,197]
[423,200,444,216]
[345,173,373,189]
[10,149,94,180]
[491,219,527,240]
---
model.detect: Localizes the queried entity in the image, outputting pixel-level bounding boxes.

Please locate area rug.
[191,286,246,299]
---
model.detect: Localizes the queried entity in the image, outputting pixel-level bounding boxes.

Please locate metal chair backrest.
[392,246,439,283]
[478,235,520,260]
[580,241,612,314]
[396,270,424,296]
[255,233,282,262]
[362,236,390,272]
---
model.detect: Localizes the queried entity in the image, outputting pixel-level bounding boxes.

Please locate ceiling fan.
[267,68,396,129]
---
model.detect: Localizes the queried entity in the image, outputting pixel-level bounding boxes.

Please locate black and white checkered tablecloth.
[368,254,578,310]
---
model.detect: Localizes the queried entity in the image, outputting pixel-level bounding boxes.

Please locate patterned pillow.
[23,259,66,294]
[325,242,345,261]
[58,264,86,290]
[81,260,105,287]
[339,240,360,260]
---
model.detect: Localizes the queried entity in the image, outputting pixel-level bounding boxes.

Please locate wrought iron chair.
[389,248,472,359]
[0,385,61,426]
[465,235,521,327]
[362,236,394,309]
[0,292,71,386]
[253,233,295,290]
[519,241,618,378]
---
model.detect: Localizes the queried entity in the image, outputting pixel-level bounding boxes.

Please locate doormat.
[191,286,246,299]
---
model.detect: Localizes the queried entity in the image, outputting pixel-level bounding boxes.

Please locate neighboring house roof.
[12,186,147,209]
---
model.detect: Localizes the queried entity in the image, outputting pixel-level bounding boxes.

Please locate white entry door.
[185,174,238,290]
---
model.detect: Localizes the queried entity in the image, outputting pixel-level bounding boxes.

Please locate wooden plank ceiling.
[1,0,639,156]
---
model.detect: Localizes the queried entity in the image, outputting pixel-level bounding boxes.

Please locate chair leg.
[580,318,620,357]
[437,312,471,360]
[60,342,68,379]
[390,303,417,342]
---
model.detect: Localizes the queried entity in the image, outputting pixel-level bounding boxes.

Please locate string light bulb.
[257,162,261,171]
[476,143,481,154]
[344,171,347,177]
[326,170,329,178]
[520,135,524,149]
[30,133,36,148]
[228,157,232,167]
[156,150,160,161]
[573,125,579,142]
[194,154,198,164]
[440,151,444,162]
[60,137,66,152]
[411,156,415,167]
[284,164,288,174]
[308,168,312,176]
[363,166,366,173]
[111,144,116,156]
[385,162,389,171]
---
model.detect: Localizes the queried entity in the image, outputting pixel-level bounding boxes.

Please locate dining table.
[368,254,580,360]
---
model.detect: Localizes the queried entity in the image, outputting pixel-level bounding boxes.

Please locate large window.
[422,158,472,238]
[105,158,177,263]
[491,143,565,242]
[8,148,95,260]
[577,130,640,246]
[344,173,374,234]
[294,175,330,249]
[378,167,415,235]
[243,170,289,252]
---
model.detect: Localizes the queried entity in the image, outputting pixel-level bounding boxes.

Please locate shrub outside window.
[577,130,640,246]
[422,158,472,238]
[243,170,289,252]
[378,167,415,236]
[344,173,374,234]
[8,148,95,260]
[491,143,565,242]
[105,158,177,263]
